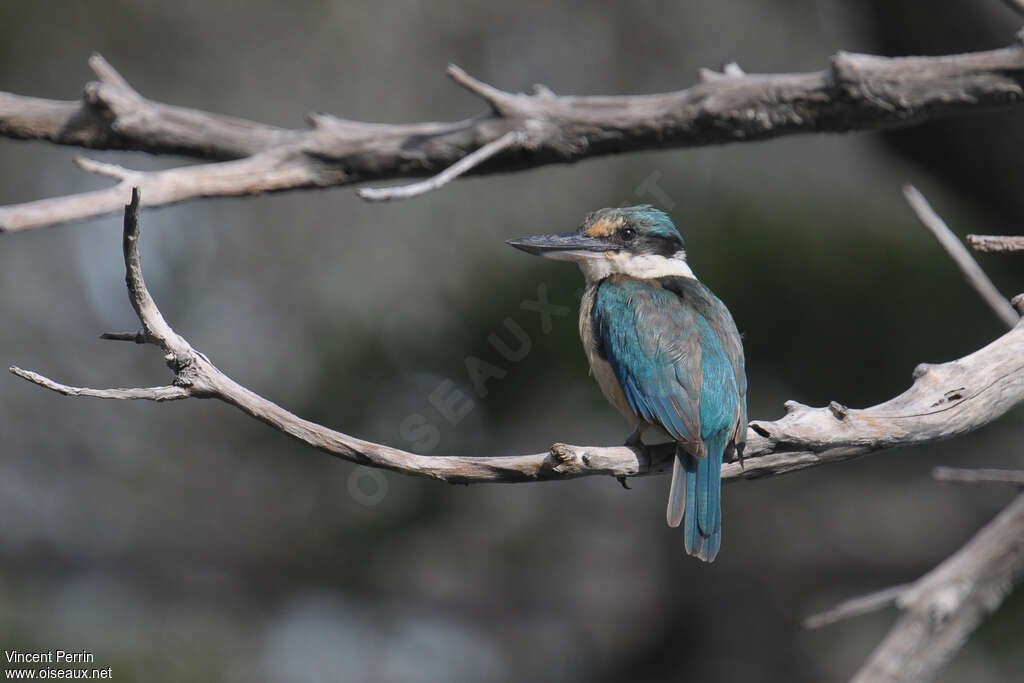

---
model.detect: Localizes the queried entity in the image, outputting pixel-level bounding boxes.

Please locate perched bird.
[507,206,747,561]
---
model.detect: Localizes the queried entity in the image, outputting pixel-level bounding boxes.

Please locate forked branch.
[8,38,1024,230]
[9,191,1024,486]
[809,492,1024,683]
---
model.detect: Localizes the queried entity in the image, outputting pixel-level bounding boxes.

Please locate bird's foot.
[732,443,746,470]
[624,428,644,450]
[616,429,644,490]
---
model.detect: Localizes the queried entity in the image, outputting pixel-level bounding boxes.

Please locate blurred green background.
[1,1,1022,681]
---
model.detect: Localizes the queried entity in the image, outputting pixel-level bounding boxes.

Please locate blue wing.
[592,276,742,448]
[592,278,704,449]
[592,275,745,561]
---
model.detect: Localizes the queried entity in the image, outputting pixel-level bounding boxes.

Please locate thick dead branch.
[0,53,299,158]
[848,492,1024,683]
[904,185,1020,329]
[9,191,1024,485]
[966,234,1024,253]
[7,40,1024,230]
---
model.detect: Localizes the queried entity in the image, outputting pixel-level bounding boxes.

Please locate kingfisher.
[507,205,747,561]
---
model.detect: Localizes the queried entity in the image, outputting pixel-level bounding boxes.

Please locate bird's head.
[506,205,693,282]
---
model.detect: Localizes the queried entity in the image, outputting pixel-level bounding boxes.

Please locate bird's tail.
[666,440,723,562]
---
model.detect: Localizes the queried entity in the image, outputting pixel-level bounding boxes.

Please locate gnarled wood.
[7,40,1024,231]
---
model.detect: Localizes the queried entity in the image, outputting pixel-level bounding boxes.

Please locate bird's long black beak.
[505,231,612,256]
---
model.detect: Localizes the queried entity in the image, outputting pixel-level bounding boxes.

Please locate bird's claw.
[616,475,632,490]
[624,428,644,450]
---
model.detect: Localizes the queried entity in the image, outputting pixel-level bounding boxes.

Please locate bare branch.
[966,234,1024,253]
[445,64,519,115]
[0,58,296,160]
[933,466,1024,486]
[119,188,191,356]
[9,366,188,402]
[87,53,137,93]
[699,62,747,83]
[7,192,1024,683]
[9,190,1024,485]
[903,185,1020,329]
[73,155,139,181]
[804,583,912,629]
[7,42,1024,230]
[852,492,1024,683]
[812,487,1024,678]
[0,148,317,233]
[100,331,148,344]
[358,129,527,201]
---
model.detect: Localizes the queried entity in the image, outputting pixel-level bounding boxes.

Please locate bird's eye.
[621,227,637,241]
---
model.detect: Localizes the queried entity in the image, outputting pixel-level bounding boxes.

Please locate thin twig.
[9,366,188,401]
[933,466,1024,486]
[804,583,913,629]
[358,129,526,202]
[73,155,137,180]
[966,234,1024,253]
[903,185,1020,329]
[100,331,148,344]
